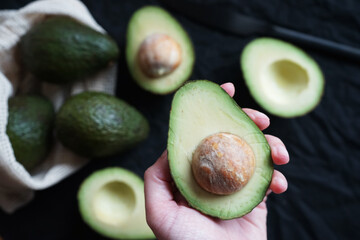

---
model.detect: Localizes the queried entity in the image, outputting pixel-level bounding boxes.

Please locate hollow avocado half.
[126,6,195,94]
[167,80,273,219]
[78,167,155,239]
[241,37,324,118]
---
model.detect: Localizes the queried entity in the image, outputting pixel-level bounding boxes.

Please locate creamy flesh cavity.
[78,168,155,239]
[93,181,136,226]
[241,38,324,117]
[168,80,273,219]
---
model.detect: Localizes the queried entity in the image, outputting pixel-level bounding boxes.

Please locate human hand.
[144,82,289,240]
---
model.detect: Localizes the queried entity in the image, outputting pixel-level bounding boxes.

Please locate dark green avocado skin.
[19,16,119,84]
[55,92,149,158]
[6,95,55,171]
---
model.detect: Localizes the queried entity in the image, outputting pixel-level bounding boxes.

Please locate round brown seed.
[137,33,182,78]
[192,132,255,195]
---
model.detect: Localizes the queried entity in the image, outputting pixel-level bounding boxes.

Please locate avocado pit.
[137,33,182,78]
[192,132,255,195]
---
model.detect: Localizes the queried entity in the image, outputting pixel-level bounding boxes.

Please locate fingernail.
[277,145,289,162]
[223,82,234,88]
[273,176,287,193]
[254,111,269,121]
[253,112,270,129]
[279,177,288,192]
[247,112,255,120]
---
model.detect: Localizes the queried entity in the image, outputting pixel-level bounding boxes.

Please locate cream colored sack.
[0,0,117,213]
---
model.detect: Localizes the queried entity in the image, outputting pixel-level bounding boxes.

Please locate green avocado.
[167,80,273,219]
[6,95,54,171]
[241,37,324,118]
[55,92,149,158]
[78,167,155,239]
[126,6,195,94]
[19,16,119,84]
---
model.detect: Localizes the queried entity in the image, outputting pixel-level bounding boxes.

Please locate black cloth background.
[0,0,359,239]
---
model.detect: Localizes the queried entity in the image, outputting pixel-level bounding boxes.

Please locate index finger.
[220,82,270,131]
[144,151,178,218]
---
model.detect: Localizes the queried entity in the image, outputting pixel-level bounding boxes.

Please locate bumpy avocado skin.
[6,95,55,171]
[19,16,119,84]
[55,92,149,158]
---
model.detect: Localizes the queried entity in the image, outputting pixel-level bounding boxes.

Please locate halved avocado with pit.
[168,80,273,219]
[78,167,155,239]
[126,6,195,94]
[241,37,324,118]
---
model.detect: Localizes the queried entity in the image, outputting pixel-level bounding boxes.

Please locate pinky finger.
[270,170,288,194]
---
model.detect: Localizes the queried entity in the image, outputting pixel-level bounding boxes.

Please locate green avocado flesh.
[168,80,273,219]
[78,167,155,239]
[6,95,54,171]
[55,92,149,158]
[19,16,119,84]
[241,37,324,118]
[126,6,195,94]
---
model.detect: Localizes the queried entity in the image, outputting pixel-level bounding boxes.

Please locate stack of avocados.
[7,13,153,240]
[6,3,325,240]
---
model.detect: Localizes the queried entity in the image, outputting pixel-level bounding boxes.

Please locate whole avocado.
[6,95,55,171]
[55,92,149,158]
[19,16,119,84]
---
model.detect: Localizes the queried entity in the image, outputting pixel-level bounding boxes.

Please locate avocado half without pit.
[168,80,273,219]
[241,37,324,118]
[78,167,155,239]
[126,6,195,94]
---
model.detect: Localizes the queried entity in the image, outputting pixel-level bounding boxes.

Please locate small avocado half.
[168,80,273,219]
[126,6,195,94]
[241,37,324,118]
[78,167,155,239]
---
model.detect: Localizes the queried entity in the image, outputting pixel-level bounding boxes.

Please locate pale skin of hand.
[144,82,289,240]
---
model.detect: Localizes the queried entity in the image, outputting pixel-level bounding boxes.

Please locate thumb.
[144,150,178,223]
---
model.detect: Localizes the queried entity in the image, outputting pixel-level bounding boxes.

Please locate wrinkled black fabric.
[0,0,359,240]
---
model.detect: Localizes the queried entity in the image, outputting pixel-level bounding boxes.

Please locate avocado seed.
[192,132,255,195]
[137,33,182,78]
